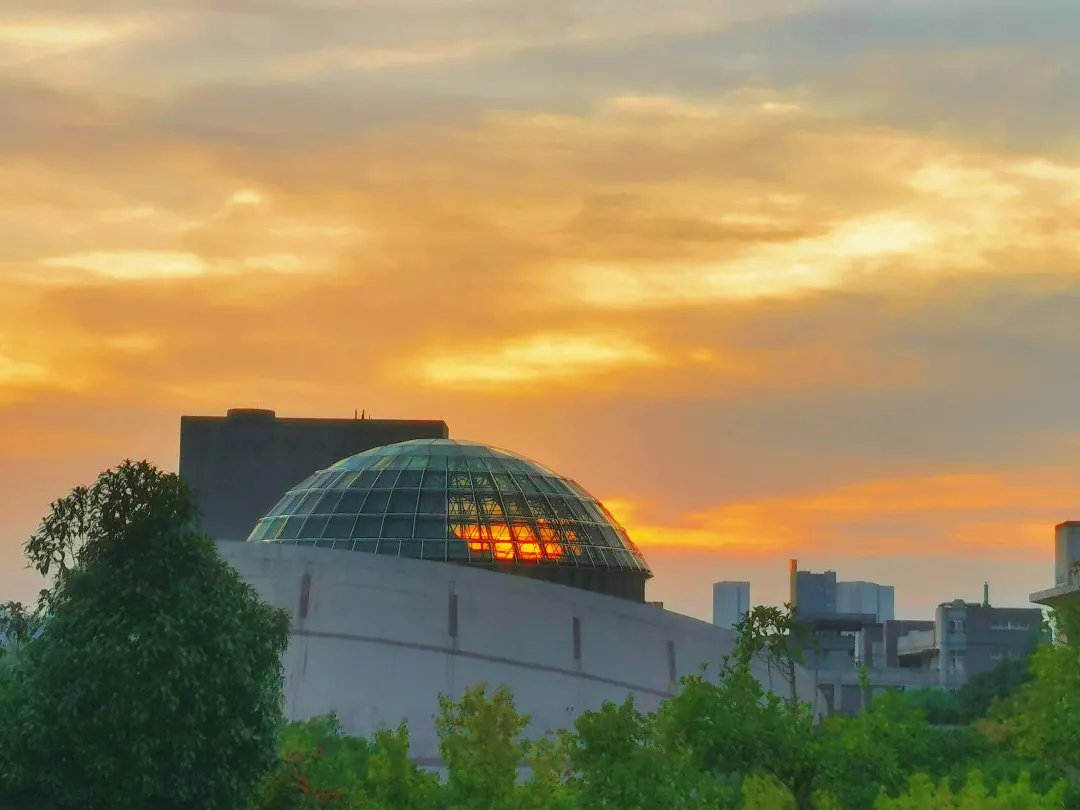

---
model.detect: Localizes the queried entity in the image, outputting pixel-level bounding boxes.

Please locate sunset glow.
[1,0,1077,620]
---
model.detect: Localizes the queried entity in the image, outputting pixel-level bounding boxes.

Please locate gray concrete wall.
[219,542,825,763]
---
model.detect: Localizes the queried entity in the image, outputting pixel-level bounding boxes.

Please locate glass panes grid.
[248,439,651,574]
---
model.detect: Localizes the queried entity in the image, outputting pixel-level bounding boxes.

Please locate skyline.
[2,0,1079,620]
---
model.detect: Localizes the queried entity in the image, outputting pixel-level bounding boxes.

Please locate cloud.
[415,333,663,389]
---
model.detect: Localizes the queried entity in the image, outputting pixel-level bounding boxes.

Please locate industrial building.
[783,561,1040,714]
[194,422,825,759]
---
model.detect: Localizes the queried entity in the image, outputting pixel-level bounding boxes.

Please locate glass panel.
[336,490,366,513]
[294,492,322,515]
[599,526,622,548]
[405,454,428,471]
[375,539,401,555]
[472,472,494,489]
[353,470,379,489]
[360,490,390,513]
[314,537,337,548]
[420,541,448,561]
[386,454,409,469]
[477,495,503,517]
[417,491,447,515]
[466,457,489,472]
[381,515,414,538]
[447,471,471,489]
[388,488,419,512]
[397,470,423,488]
[310,471,338,488]
[448,493,477,518]
[325,513,357,538]
[501,495,527,517]
[248,520,271,540]
[424,454,447,472]
[313,490,343,513]
[338,471,362,488]
[321,472,348,488]
[298,515,329,539]
[279,516,305,539]
[513,474,540,494]
[263,517,287,540]
[352,540,379,554]
[422,469,447,489]
[447,539,470,560]
[373,469,400,489]
[351,515,384,538]
[399,539,423,558]
[415,516,448,539]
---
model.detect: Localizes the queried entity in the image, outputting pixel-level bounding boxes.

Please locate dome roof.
[247,439,651,583]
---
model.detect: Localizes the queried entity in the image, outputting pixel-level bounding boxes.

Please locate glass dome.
[247,439,651,599]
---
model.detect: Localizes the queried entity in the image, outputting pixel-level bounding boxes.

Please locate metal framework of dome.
[247,439,652,600]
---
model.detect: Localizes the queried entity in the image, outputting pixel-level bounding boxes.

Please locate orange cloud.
[604,471,1078,561]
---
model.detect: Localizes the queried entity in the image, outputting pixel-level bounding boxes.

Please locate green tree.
[254,714,440,809]
[566,696,738,810]
[732,603,812,709]
[873,769,1067,809]
[653,664,817,805]
[993,606,1080,780]
[0,460,291,810]
[436,684,532,810]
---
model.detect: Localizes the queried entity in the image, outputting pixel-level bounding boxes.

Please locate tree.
[991,606,1080,780]
[436,684,532,810]
[0,460,291,810]
[732,603,813,709]
[873,769,1067,809]
[253,714,440,810]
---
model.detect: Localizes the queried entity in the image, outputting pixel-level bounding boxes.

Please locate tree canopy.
[0,460,291,810]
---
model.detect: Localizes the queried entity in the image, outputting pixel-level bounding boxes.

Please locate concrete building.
[712,581,750,630]
[214,436,825,757]
[836,581,895,622]
[222,542,824,763]
[894,597,1041,686]
[791,564,838,616]
[179,408,448,542]
[1031,521,1080,617]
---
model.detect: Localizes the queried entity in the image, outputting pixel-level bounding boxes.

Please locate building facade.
[220,541,825,763]
[179,408,448,542]
[712,581,750,630]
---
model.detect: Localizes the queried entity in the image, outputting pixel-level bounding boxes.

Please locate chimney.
[982,582,989,607]
[789,559,798,608]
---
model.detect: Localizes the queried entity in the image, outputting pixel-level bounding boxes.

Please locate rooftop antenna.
[982,582,990,607]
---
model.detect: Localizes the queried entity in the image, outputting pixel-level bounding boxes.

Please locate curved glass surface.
[247,439,651,576]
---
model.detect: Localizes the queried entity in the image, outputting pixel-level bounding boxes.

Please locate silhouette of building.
[712,581,750,630]
[179,408,448,542]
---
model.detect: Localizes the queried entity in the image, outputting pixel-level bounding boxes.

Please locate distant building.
[179,408,449,541]
[790,563,838,617]
[1031,521,1080,619]
[712,581,750,630]
[837,581,895,622]
[895,597,1042,686]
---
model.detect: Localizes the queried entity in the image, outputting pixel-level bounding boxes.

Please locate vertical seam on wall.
[448,592,459,639]
[298,572,312,619]
[667,639,676,684]
[572,616,581,662]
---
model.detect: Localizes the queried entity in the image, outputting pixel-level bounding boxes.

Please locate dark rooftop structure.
[247,439,653,601]
[180,409,449,542]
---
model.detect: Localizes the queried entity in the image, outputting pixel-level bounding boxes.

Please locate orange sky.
[2,1,1078,620]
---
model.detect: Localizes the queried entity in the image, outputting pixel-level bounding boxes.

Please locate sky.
[1,0,1078,622]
